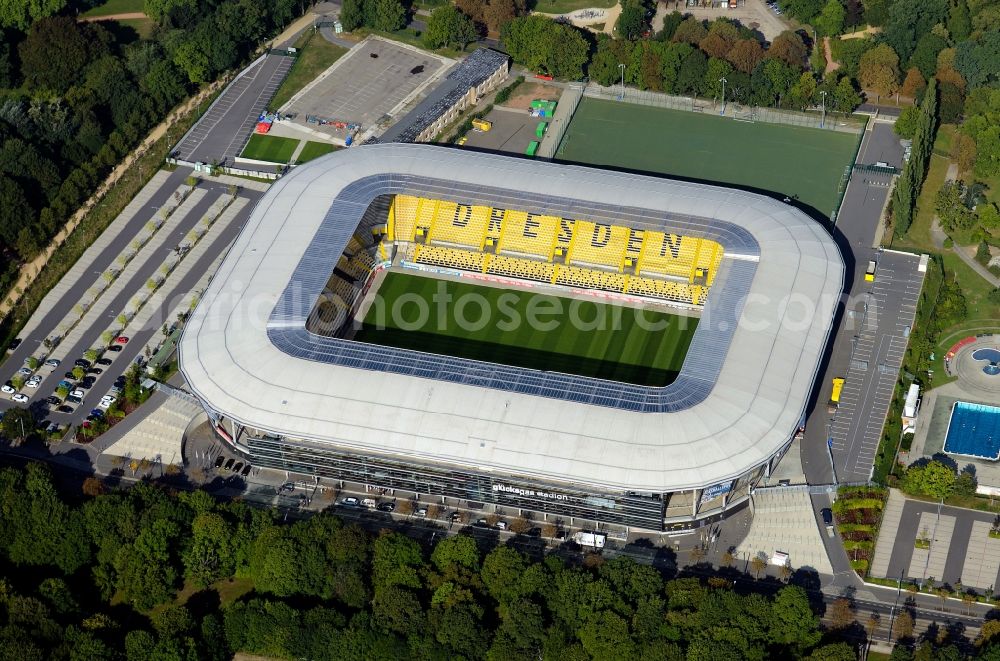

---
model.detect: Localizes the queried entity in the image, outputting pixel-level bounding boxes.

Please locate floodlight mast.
[720,77,727,115]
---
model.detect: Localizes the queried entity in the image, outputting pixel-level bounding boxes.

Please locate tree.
[771,586,822,654]
[19,17,104,93]
[806,643,857,661]
[894,106,922,139]
[340,0,364,31]
[367,0,407,32]
[423,6,478,50]
[616,2,646,41]
[954,30,1000,89]
[430,534,479,573]
[902,459,957,499]
[672,17,708,45]
[0,0,69,31]
[859,43,901,97]
[750,555,767,578]
[815,0,846,36]
[483,0,520,34]
[893,610,914,639]
[2,407,35,441]
[727,39,764,74]
[767,31,808,67]
[827,597,855,629]
[834,75,862,114]
[184,512,234,587]
[900,67,926,100]
[677,49,708,95]
[705,57,734,99]
[882,0,948,63]
[501,16,588,80]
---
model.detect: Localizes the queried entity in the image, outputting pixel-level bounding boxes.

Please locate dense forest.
[0,0,304,294]
[2,461,1000,660]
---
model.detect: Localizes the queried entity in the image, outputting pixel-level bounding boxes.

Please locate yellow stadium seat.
[567,220,630,270]
[414,245,488,272]
[486,254,556,283]
[627,276,697,304]
[638,231,700,280]
[429,202,491,249]
[555,265,627,293]
[389,195,420,242]
[497,210,559,259]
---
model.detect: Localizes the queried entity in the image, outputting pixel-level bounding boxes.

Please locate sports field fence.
[584,83,863,135]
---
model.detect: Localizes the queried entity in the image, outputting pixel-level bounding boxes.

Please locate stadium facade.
[179,144,843,533]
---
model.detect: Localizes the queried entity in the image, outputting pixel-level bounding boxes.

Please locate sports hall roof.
[180,144,843,493]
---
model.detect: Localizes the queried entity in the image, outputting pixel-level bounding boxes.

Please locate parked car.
[57,405,73,413]
[90,409,104,418]
[96,358,113,366]
[495,521,508,530]
[108,345,123,353]
[821,508,834,536]
[232,462,244,473]
[214,455,224,468]
[44,358,60,368]
[45,396,60,405]
[70,389,85,398]
[74,359,90,368]
[25,379,40,388]
[67,395,82,404]
[11,393,28,403]
[58,380,73,390]
[240,464,252,476]
[224,458,235,470]
[415,507,428,517]
[115,336,129,344]
[376,501,396,512]
[341,497,360,506]
[87,367,103,375]
[1,384,14,394]
[8,338,22,351]
[17,367,32,376]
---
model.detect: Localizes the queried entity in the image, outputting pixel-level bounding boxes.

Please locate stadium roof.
[180,144,843,493]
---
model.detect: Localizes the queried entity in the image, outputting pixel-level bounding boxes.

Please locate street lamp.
[618,63,626,100]
[820,90,827,128]
[719,77,727,115]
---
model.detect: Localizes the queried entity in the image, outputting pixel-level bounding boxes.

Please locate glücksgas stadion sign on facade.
[492,483,573,503]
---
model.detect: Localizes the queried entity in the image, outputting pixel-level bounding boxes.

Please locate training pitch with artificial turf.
[354,272,698,387]
[556,98,862,218]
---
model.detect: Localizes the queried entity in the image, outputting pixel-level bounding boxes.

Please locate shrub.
[494,75,525,105]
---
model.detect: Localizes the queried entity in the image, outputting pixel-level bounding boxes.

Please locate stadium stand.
[568,221,631,270]
[497,210,560,259]
[385,194,723,306]
[487,254,556,283]
[415,244,489,272]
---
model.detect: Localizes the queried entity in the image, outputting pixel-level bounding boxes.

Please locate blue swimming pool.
[972,348,1000,376]
[944,401,1000,460]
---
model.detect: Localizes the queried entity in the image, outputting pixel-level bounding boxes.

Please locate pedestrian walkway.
[870,488,905,577]
[961,521,1000,591]
[17,170,173,342]
[538,83,583,159]
[49,189,209,361]
[99,388,203,466]
[736,487,833,574]
[907,512,955,582]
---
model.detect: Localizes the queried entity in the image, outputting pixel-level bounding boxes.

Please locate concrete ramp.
[737,487,833,575]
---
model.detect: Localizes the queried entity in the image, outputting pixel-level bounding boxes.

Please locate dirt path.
[79,12,147,21]
[824,37,840,75]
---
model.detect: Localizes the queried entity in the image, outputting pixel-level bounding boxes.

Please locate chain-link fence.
[584,83,864,135]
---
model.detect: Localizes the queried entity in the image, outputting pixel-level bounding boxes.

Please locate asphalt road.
[0,169,260,427]
[173,53,295,166]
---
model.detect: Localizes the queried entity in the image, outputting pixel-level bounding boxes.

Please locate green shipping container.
[526,141,539,157]
[536,122,547,138]
[530,99,547,109]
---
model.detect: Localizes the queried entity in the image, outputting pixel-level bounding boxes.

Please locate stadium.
[179,143,843,533]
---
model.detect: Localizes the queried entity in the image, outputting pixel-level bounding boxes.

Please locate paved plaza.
[281,38,448,137]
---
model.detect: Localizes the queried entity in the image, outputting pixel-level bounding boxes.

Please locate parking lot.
[461,106,544,155]
[282,38,447,134]
[173,53,294,165]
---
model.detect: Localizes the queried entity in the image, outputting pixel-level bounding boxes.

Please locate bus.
[827,377,845,412]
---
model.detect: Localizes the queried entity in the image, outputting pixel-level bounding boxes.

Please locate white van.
[362,498,377,509]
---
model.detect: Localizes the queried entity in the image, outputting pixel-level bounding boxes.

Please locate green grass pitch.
[240,134,299,163]
[556,98,862,218]
[296,141,339,164]
[354,272,699,387]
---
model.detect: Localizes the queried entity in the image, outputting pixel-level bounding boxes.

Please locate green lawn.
[82,0,144,16]
[355,272,698,386]
[530,0,617,15]
[240,134,299,163]
[117,17,154,39]
[269,32,348,110]
[296,141,339,164]
[556,98,862,218]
